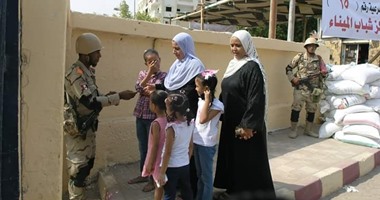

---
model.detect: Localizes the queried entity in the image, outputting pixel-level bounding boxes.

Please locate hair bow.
[202,69,219,80]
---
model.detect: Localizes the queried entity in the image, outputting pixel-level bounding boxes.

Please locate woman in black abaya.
[214,30,275,199]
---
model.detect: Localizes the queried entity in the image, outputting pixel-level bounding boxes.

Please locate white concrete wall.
[20,0,68,199]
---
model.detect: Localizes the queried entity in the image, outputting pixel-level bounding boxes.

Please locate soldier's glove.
[119,90,137,100]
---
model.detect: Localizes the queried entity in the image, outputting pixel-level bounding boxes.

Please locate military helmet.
[304,37,319,48]
[76,33,103,55]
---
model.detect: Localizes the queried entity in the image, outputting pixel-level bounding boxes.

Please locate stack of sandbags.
[318,63,380,148]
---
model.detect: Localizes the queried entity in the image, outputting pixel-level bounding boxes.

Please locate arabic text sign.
[321,0,380,40]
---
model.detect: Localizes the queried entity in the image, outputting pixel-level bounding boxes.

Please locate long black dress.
[214,60,275,197]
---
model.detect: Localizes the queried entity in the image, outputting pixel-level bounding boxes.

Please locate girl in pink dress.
[142,90,168,200]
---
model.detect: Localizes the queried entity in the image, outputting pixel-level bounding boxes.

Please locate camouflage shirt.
[286,52,323,91]
[64,61,100,117]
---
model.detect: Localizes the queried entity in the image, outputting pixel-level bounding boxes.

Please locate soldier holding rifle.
[285,37,327,139]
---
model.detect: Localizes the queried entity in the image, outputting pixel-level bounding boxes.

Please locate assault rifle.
[291,72,321,92]
[78,110,100,135]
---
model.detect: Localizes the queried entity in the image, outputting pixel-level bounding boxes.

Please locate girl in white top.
[193,70,224,200]
[158,93,194,200]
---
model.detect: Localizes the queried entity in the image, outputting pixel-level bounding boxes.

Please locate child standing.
[129,49,167,192]
[141,90,168,200]
[158,93,194,200]
[193,70,224,200]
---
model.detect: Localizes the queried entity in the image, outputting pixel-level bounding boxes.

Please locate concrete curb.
[98,170,126,200]
[277,149,380,200]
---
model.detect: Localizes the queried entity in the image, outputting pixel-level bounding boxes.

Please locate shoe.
[142,181,155,192]
[304,122,319,138]
[128,175,148,184]
[288,122,298,139]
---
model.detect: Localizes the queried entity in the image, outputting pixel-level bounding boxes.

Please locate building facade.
[323,38,380,66]
[137,0,217,24]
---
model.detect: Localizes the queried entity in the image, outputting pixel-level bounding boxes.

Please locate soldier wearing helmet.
[64,33,137,200]
[285,37,327,139]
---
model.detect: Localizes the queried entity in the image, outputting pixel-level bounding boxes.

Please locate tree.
[116,0,132,19]
[245,17,318,42]
[135,11,159,22]
[114,0,159,23]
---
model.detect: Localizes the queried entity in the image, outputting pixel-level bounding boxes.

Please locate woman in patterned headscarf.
[213,30,275,199]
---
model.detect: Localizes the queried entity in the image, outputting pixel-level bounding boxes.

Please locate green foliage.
[135,11,160,22]
[118,0,133,19]
[115,0,158,22]
[242,17,318,42]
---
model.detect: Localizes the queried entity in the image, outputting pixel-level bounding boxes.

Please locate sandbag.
[333,105,373,124]
[319,121,342,138]
[334,131,380,148]
[340,63,380,86]
[325,80,370,95]
[342,124,380,140]
[342,112,380,129]
[325,94,366,109]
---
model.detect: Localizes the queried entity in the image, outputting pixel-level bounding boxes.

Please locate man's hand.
[106,91,117,96]
[291,77,300,86]
[119,90,137,100]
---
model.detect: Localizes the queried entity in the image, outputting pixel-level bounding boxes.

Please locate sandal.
[128,175,148,184]
[142,181,155,192]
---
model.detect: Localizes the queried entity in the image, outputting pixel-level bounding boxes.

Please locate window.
[166,7,172,12]
[342,43,369,64]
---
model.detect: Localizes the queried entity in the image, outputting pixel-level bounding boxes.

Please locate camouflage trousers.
[291,89,318,113]
[65,130,96,200]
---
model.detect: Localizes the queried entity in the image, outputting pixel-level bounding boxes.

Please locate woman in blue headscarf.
[149,32,205,117]
[146,32,205,198]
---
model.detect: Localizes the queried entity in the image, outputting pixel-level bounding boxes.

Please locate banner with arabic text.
[321,0,380,40]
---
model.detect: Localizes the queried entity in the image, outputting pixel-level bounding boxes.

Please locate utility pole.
[133,0,136,19]
[287,0,295,41]
[200,0,204,30]
[268,0,277,39]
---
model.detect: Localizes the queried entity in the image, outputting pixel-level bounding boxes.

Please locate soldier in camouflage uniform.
[64,33,137,200]
[285,37,327,139]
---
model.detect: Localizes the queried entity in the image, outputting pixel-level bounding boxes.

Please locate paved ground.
[85,125,380,200]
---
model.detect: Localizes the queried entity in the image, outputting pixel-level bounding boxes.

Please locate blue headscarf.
[164,32,205,91]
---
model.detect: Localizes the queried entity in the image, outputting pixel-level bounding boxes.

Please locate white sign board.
[321,0,380,40]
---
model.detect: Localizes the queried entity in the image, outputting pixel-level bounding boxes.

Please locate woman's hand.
[235,128,256,140]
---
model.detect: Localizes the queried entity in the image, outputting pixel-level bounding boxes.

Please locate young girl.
[141,90,168,200]
[130,49,167,192]
[158,93,194,200]
[193,70,224,200]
